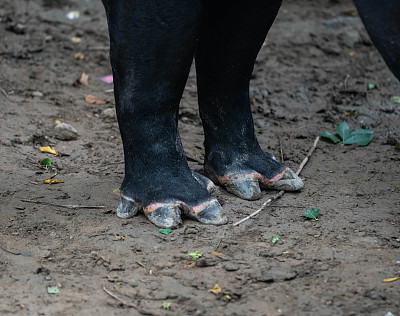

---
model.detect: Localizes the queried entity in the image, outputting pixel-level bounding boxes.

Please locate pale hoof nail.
[145,204,182,228]
[191,199,228,225]
[271,168,304,191]
[117,196,141,218]
[225,176,261,200]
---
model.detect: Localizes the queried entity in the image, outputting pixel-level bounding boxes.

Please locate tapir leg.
[354,0,400,80]
[101,0,227,227]
[196,0,303,200]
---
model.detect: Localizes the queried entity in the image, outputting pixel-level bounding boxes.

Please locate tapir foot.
[205,152,304,200]
[116,171,227,228]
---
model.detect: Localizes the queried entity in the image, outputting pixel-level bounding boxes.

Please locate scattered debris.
[383,277,400,283]
[187,252,202,259]
[302,208,320,220]
[162,301,171,310]
[215,229,227,251]
[85,94,107,105]
[272,235,280,244]
[47,286,59,294]
[66,11,80,20]
[21,199,104,210]
[40,146,58,156]
[159,228,172,236]
[209,284,221,294]
[44,178,64,184]
[101,75,113,84]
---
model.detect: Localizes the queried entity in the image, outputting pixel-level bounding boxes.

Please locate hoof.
[224,174,261,200]
[117,195,141,218]
[189,199,228,225]
[144,203,183,228]
[265,168,304,191]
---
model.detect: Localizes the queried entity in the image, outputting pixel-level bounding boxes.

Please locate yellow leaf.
[85,113,92,118]
[223,295,231,303]
[211,252,222,256]
[209,284,221,294]
[349,51,356,57]
[383,276,400,283]
[54,119,62,125]
[115,233,125,241]
[71,37,81,43]
[184,261,196,268]
[73,52,84,60]
[44,178,64,184]
[40,146,58,156]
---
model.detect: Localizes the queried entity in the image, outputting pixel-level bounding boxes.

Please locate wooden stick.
[233,136,320,226]
[103,286,137,308]
[21,199,104,209]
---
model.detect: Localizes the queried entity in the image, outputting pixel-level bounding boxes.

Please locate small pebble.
[55,122,78,140]
[224,262,239,271]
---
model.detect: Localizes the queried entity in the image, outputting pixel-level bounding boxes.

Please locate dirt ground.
[0,0,399,315]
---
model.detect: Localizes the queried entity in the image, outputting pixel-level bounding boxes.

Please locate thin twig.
[103,286,137,308]
[21,199,104,209]
[233,136,320,226]
[0,244,21,255]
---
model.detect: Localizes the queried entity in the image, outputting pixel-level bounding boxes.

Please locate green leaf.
[391,96,400,103]
[397,142,400,148]
[342,129,374,146]
[40,158,52,166]
[336,122,352,140]
[47,286,59,294]
[162,301,171,310]
[302,209,320,220]
[272,235,279,244]
[187,251,202,259]
[367,83,376,90]
[159,228,172,236]
[321,131,341,143]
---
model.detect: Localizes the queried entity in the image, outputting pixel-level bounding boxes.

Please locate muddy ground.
[0,0,399,315]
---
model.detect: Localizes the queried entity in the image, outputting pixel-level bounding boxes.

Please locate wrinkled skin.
[101,0,399,228]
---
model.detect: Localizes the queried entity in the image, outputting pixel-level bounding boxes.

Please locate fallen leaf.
[79,72,89,85]
[368,83,376,90]
[112,188,120,195]
[66,11,79,20]
[71,37,81,43]
[47,286,59,294]
[101,75,113,84]
[211,252,222,256]
[349,51,356,57]
[74,52,84,60]
[40,158,52,167]
[342,129,374,146]
[44,178,64,184]
[54,119,62,125]
[209,284,221,294]
[391,96,400,103]
[162,301,171,310]
[321,131,340,144]
[159,228,172,236]
[383,276,400,283]
[344,110,355,116]
[223,294,231,302]
[187,252,202,259]
[85,95,107,105]
[336,121,352,140]
[184,261,196,268]
[302,208,320,220]
[85,113,92,118]
[272,235,279,244]
[40,146,58,156]
[115,233,125,241]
